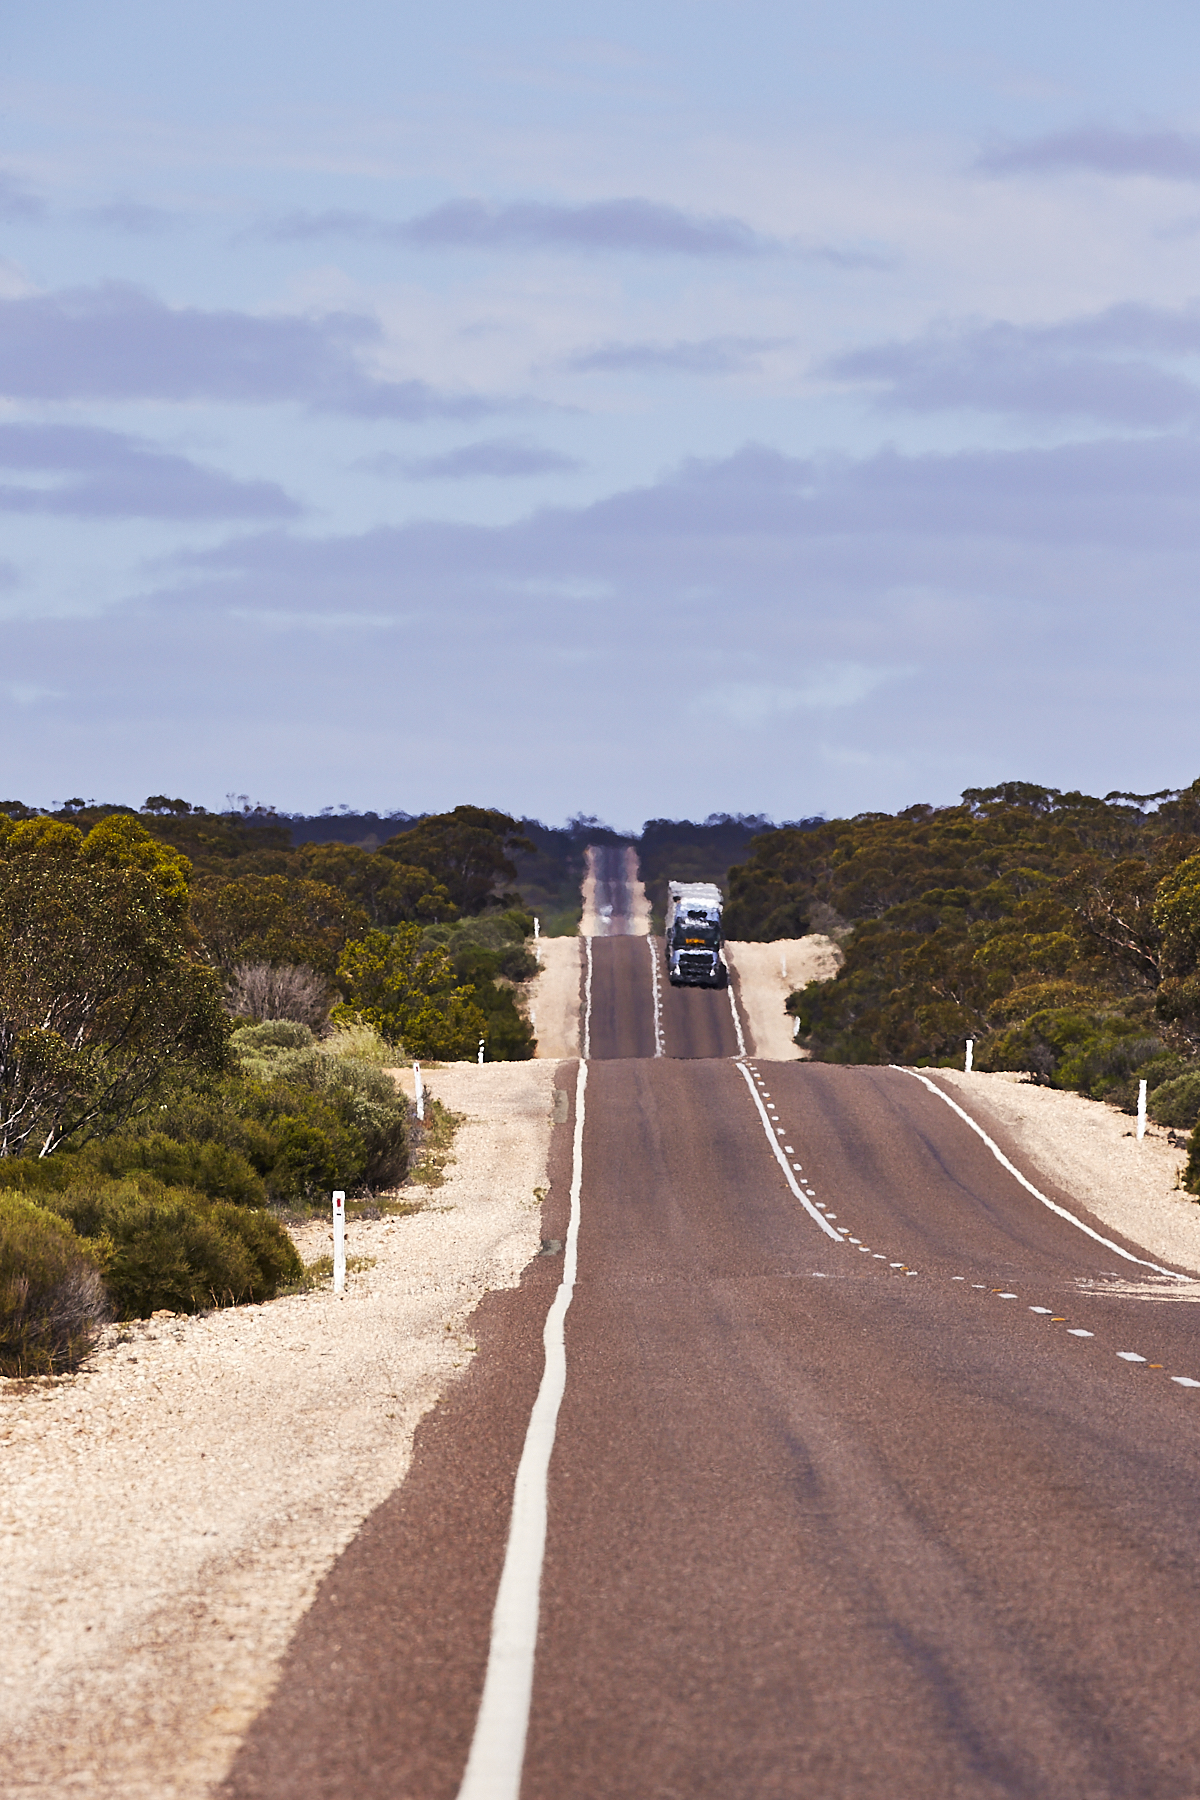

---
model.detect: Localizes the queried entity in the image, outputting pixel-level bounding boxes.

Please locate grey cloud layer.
[160,435,1200,612]
[6,436,1199,817]
[977,126,1200,181]
[0,283,497,416]
[0,171,45,222]
[0,423,298,519]
[358,438,582,480]
[823,303,1200,426]
[566,336,784,375]
[74,201,177,236]
[267,197,778,256]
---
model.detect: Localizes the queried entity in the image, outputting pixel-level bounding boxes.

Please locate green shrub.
[1149,1071,1200,1130]
[0,1194,109,1375]
[975,1009,1161,1097]
[45,1177,302,1317]
[82,1132,266,1205]
[322,1021,394,1064]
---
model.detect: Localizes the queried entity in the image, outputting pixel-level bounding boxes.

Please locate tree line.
[726,780,1200,1191]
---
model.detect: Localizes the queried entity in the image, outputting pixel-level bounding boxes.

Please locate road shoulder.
[0,1062,559,1800]
[933,1068,1200,1276]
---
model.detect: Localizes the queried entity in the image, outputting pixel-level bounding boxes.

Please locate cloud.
[697,664,913,728]
[267,196,779,257]
[977,126,1200,182]
[357,438,582,480]
[821,304,1200,427]
[0,282,499,417]
[0,171,45,222]
[6,436,1200,820]
[0,423,300,519]
[75,201,176,236]
[566,336,785,376]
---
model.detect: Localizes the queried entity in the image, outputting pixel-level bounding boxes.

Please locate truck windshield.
[674,923,718,946]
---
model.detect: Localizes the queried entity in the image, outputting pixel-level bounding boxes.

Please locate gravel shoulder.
[528,936,582,1060]
[0,1061,559,1800]
[725,936,843,1059]
[935,1069,1200,1278]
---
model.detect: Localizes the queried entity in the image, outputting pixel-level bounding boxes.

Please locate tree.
[1152,853,1200,1045]
[333,926,488,1059]
[299,842,457,926]
[189,874,367,974]
[0,815,229,1157]
[380,807,533,915]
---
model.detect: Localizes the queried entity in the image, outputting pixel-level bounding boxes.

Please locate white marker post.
[413,1060,424,1122]
[332,1190,346,1295]
[965,1037,974,1073]
[478,1038,485,1066]
[1137,1078,1148,1142]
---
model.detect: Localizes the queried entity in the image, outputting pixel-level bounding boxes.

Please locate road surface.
[223,911,1200,1797]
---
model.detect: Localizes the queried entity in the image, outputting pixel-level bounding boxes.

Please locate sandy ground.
[936,1069,1200,1278]
[725,936,844,1060]
[528,936,582,1060]
[0,1062,558,1800]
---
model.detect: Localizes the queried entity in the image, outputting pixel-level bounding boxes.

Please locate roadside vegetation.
[0,797,529,1372]
[724,781,1200,1194]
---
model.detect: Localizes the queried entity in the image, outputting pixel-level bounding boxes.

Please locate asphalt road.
[223,939,1200,1799]
[586,933,743,1061]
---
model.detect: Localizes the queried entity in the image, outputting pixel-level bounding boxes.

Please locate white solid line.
[456,1058,589,1800]
[892,1068,1189,1282]
[648,937,664,1057]
[736,1062,842,1241]
[582,936,593,1061]
[727,974,747,1057]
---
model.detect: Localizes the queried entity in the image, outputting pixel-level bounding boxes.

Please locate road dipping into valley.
[222,853,1200,1800]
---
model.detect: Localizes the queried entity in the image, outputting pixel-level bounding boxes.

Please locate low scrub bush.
[1149,1071,1200,1130]
[0,1193,109,1375]
[975,1009,1162,1097]
[82,1132,266,1205]
[46,1176,303,1317]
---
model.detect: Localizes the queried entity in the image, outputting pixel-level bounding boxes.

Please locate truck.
[665,881,726,987]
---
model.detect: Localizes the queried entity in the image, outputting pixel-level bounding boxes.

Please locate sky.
[2,1,1200,829]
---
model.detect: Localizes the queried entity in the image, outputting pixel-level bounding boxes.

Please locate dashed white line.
[1030,1307,1053,1315]
[1117,1352,1146,1362]
[1067,1329,1094,1338]
[736,1062,841,1241]
[997,1292,1018,1299]
[1172,1376,1200,1388]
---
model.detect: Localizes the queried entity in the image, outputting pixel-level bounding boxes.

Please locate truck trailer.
[665,881,726,987]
